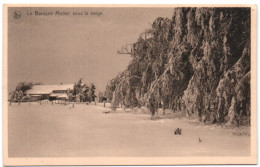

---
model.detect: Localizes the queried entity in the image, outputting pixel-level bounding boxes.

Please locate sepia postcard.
[3,4,257,165]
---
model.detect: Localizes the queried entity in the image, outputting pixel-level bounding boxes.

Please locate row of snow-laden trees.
[105,8,251,126]
[70,78,96,102]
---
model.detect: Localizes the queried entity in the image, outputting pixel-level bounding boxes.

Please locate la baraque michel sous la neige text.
[26,11,103,16]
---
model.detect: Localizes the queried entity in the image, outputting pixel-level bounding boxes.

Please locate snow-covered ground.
[8,103,250,157]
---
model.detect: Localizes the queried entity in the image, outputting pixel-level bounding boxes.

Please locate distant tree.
[15,82,34,93]
[73,83,77,96]
[10,81,41,103]
[14,90,23,105]
[73,78,83,96]
[9,91,15,103]
[90,83,96,101]
[79,92,84,102]
[82,84,90,102]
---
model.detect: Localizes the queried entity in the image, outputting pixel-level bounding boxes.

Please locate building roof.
[27,84,74,95]
[50,93,58,97]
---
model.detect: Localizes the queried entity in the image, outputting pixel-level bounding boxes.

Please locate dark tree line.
[71,78,96,102]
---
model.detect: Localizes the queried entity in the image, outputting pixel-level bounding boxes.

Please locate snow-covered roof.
[50,93,58,97]
[27,84,74,95]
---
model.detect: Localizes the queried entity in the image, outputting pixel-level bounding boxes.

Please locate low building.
[27,84,74,101]
[30,95,42,102]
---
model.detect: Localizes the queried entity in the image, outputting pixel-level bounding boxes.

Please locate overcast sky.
[8,7,174,93]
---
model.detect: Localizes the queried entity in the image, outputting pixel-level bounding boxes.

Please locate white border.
[1,1,259,166]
